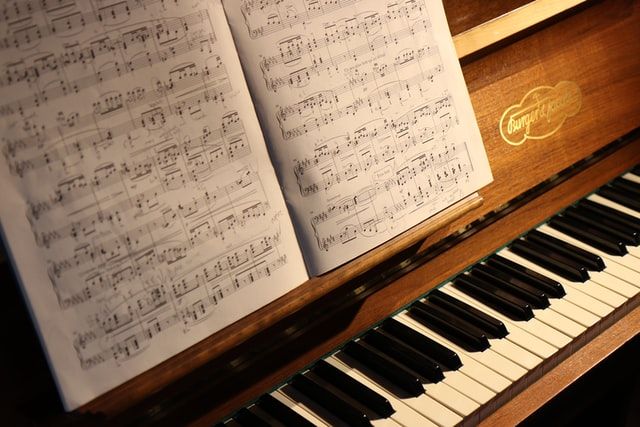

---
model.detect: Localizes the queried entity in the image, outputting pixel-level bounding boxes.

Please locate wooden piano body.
[2,0,640,425]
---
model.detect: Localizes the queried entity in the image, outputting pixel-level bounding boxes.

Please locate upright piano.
[2,0,640,425]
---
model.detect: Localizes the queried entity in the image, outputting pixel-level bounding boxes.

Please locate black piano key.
[290,374,373,427]
[428,289,509,337]
[362,330,445,383]
[342,342,425,398]
[612,177,640,196]
[579,199,640,229]
[526,229,606,271]
[572,205,640,245]
[453,274,534,321]
[380,318,462,370]
[597,185,640,211]
[563,207,639,246]
[607,180,640,201]
[548,216,627,256]
[257,394,315,427]
[234,407,271,427]
[509,239,590,282]
[409,300,490,352]
[312,360,395,418]
[487,254,566,298]
[476,262,556,305]
[470,264,550,309]
[632,165,640,176]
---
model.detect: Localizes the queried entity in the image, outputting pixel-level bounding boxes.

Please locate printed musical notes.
[293,94,456,196]
[72,231,287,368]
[223,0,492,273]
[309,141,472,251]
[0,0,307,410]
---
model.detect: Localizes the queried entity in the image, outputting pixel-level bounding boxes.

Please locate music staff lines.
[0,0,191,24]
[241,0,428,40]
[51,194,272,310]
[0,10,209,50]
[6,77,234,177]
[26,113,249,224]
[310,141,471,251]
[0,56,226,131]
[1,14,215,89]
[47,169,268,306]
[276,52,440,121]
[266,40,436,94]
[294,96,454,196]
[277,64,443,139]
[33,165,259,250]
[72,231,286,368]
[241,0,363,38]
[259,15,431,74]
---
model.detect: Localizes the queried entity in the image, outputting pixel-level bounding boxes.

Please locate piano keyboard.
[222,166,640,427]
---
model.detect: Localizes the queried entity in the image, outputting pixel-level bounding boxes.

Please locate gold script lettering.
[499,81,582,146]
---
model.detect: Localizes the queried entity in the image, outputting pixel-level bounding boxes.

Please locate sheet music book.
[0,0,492,410]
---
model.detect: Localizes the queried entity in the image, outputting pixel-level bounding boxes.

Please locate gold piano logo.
[499,81,582,146]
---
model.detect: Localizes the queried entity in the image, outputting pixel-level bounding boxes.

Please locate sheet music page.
[222,0,493,274]
[0,0,307,409]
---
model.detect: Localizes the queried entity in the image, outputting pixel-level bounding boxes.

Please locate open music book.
[0,0,491,410]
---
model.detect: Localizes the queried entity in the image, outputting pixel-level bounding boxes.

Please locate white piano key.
[423,381,479,417]
[386,392,462,427]
[325,357,439,427]
[588,194,640,219]
[393,314,511,394]
[598,256,640,284]
[623,172,640,184]
[531,303,585,338]
[483,333,542,370]
[271,390,330,426]
[397,312,527,382]
[627,246,640,259]
[499,250,606,324]
[372,416,403,426]
[589,270,640,298]
[371,416,403,426]
[565,280,625,308]
[439,369,496,405]
[440,285,563,356]
[539,225,640,281]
